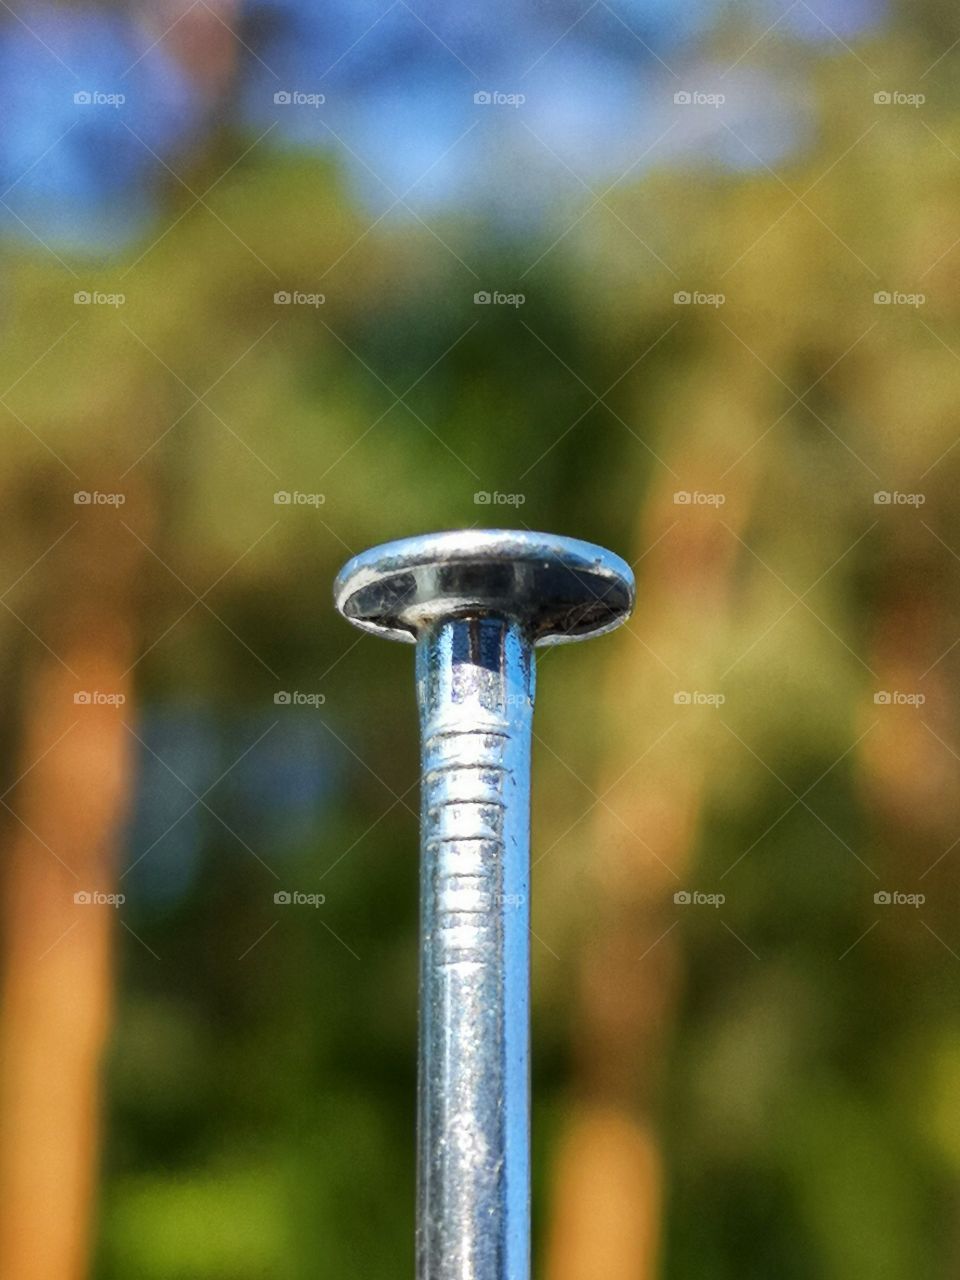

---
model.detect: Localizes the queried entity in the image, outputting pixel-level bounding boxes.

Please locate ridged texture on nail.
[416,616,533,1280]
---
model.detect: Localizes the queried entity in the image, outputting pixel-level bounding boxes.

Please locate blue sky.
[0,0,888,251]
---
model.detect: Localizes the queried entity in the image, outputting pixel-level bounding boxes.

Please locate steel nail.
[335,529,635,1280]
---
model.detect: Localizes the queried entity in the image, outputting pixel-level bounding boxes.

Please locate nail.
[335,529,635,1280]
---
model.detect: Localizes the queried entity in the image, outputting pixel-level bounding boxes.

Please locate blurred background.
[0,0,958,1276]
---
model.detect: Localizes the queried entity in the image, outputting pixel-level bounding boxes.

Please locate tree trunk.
[0,495,144,1279]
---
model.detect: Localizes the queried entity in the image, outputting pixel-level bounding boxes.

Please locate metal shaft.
[416,615,533,1280]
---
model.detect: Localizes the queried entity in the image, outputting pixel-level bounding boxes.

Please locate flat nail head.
[333,529,635,645]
